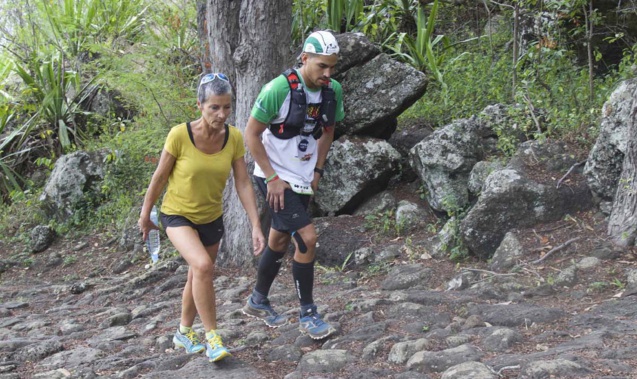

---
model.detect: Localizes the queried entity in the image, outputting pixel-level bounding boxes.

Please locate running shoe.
[242,296,289,328]
[173,329,205,354]
[299,304,335,340]
[205,331,231,362]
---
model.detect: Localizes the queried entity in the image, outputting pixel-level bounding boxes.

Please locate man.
[243,30,345,340]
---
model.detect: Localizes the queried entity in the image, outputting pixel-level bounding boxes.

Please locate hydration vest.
[268,68,337,140]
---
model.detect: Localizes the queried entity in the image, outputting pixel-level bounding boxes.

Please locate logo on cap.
[303,31,339,55]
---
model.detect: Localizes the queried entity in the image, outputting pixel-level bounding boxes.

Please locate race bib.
[291,183,314,195]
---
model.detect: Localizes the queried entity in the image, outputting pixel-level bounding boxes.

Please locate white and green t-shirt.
[251,71,344,188]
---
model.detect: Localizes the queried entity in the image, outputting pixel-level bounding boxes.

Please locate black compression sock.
[292,260,315,306]
[253,246,286,301]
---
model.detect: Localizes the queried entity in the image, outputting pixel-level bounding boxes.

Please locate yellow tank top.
[160,123,245,224]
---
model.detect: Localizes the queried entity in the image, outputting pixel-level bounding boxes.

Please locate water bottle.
[147,205,160,263]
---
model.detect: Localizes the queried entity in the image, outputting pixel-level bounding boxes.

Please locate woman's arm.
[232,155,266,255]
[138,149,176,241]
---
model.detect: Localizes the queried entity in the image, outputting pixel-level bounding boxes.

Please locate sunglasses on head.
[200,73,230,86]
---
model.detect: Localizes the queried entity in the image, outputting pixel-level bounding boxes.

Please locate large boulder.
[584,78,637,207]
[339,54,428,139]
[333,32,381,77]
[461,141,593,259]
[409,118,485,213]
[315,136,401,215]
[39,150,108,220]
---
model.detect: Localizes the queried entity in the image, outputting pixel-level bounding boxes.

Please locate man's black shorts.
[255,176,312,233]
[160,213,224,247]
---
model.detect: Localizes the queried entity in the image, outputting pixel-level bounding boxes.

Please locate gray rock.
[441,361,497,379]
[31,226,55,253]
[468,303,566,327]
[381,264,433,290]
[38,347,105,370]
[388,338,433,364]
[353,191,397,216]
[333,32,381,78]
[468,160,505,195]
[461,141,592,259]
[362,335,399,361]
[340,53,428,138]
[519,358,593,378]
[395,200,428,232]
[316,136,401,215]
[16,340,63,362]
[410,118,483,213]
[482,328,523,352]
[555,265,578,287]
[39,150,108,220]
[406,344,483,373]
[297,349,351,374]
[490,232,524,272]
[584,78,637,202]
[267,345,302,362]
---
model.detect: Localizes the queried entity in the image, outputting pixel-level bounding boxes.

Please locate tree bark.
[608,87,637,246]
[202,0,291,267]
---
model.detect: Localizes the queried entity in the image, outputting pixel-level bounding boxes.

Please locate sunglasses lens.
[200,73,229,86]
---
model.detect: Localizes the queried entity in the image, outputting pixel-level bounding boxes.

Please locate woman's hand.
[138,215,159,242]
[252,227,266,255]
[266,179,290,212]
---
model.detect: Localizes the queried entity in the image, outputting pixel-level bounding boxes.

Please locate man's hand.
[311,172,321,192]
[266,179,290,212]
[252,227,266,255]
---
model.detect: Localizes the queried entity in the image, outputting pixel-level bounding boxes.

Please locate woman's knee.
[190,258,215,278]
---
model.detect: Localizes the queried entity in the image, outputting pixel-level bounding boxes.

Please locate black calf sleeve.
[292,260,315,306]
[254,247,286,300]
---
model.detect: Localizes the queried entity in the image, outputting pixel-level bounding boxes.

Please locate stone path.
[1,253,637,379]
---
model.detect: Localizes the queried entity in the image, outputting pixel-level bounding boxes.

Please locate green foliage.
[147,2,199,53]
[63,255,78,266]
[13,53,98,151]
[587,281,609,293]
[0,0,197,229]
[437,195,469,262]
[364,209,403,238]
[402,11,619,152]
[292,0,327,45]
[316,252,354,273]
[611,278,625,290]
[37,0,148,56]
[384,1,445,86]
[327,0,364,33]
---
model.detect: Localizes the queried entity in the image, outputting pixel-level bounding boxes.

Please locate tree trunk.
[202,0,291,267]
[512,1,519,101]
[608,88,637,246]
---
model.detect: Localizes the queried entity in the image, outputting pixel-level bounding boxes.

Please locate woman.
[138,73,265,362]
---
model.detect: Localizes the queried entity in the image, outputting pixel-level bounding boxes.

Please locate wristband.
[265,173,279,184]
[314,167,324,177]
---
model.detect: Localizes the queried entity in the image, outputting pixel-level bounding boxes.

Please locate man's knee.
[269,230,291,251]
[294,227,317,254]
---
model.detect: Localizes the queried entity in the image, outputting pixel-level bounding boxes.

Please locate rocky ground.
[1,187,637,378]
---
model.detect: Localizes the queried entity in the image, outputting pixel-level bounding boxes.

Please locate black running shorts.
[255,176,312,233]
[160,213,224,247]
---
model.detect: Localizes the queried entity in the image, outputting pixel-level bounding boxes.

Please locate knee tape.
[291,231,308,254]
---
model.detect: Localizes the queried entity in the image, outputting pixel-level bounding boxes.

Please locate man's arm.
[312,125,335,191]
[245,116,290,212]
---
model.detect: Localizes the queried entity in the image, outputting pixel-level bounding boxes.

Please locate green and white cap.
[303,31,339,55]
